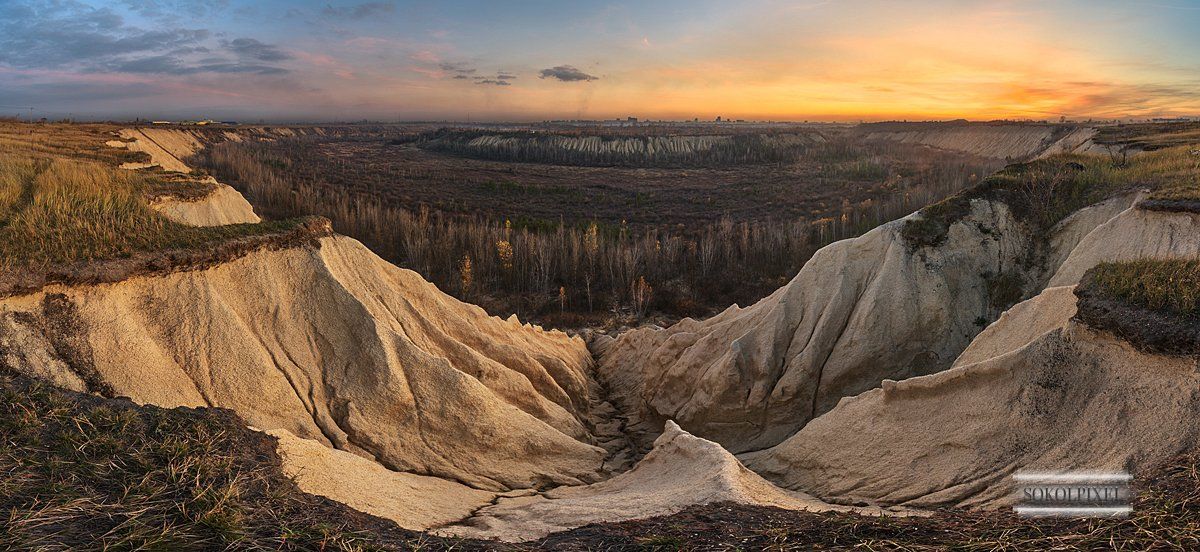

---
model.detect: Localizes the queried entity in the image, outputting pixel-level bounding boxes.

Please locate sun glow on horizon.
[1,0,1198,121]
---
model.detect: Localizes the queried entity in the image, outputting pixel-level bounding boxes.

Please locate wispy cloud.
[539,65,598,82]
[321,2,397,19]
[224,38,291,62]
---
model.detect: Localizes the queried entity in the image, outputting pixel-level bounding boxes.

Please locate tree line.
[198,141,991,325]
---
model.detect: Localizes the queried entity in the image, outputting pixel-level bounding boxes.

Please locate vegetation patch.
[202,131,996,327]
[1094,121,1200,150]
[1074,260,1200,355]
[901,145,1200,250]
[0,215,330,298]
[142,169,222,203]
[0,122,321,292]
[0,369,487,551]
[985,270,1026,311]
[415,128,820,168]
[898,194,973,248]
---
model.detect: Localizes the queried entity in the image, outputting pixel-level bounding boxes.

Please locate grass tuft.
[1083,259,1200,316]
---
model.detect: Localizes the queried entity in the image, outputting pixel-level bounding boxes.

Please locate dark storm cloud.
[224,38,292,62]
[0,1,290,76]
[496,73,517,81]
[321,2,396,19]
[475,79,511,86]
[538,65,598,82]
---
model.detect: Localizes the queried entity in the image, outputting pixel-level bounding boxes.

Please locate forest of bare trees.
[413,129,823,168]
[199,137,992,326]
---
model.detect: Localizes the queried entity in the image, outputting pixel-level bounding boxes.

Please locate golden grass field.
[0,122,299,267]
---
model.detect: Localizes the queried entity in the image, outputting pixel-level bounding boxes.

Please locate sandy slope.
[119,128,204,173]
[597,199,1034,453]
[863,124,1102,160]
[951,285,1078,368]
[112,129,260,226]
[0,235,603,491]
[1049,204,1200,287]
[440,421,895,542]
[743,318,1200,508]
[594,183,1151,456]
[737,198,1200,508]
[148,176,262,226]
[269,428,495,530]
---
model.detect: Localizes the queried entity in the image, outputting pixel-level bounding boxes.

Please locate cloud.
[117,0,231,21]
[107,54,288,76]
[439,61,516,86]
[464,71,517,86]
[224,38,291,62]
[321,2,396,19]
[0,2,209,68]
[0,1,290,77]
[439,62,476,77]
[538,65,598,82]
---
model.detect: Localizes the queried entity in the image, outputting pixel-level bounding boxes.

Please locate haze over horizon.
[2,0,1199,123]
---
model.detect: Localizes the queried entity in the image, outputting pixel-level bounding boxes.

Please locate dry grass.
[903,144,1200,249]
[0,122,305,269]
[0,369,490,551]
[1083,259,1200,316]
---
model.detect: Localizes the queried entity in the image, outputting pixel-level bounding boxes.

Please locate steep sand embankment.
[13,123,1195,540]
[440,421,899,542]
[741,201,1200,508]
[1049,202,1200,286]
[862,124,1105,160]
[744,317,1200,509]
[146,175,262,226]
[269,428,496,530]
[0,234,604,491]
[594,186,1136,454]
[112,128,260,226]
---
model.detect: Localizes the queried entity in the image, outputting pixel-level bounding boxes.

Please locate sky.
[1,0,1199,122]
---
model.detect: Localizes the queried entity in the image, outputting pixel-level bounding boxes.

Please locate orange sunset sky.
[2,0,1199,121]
